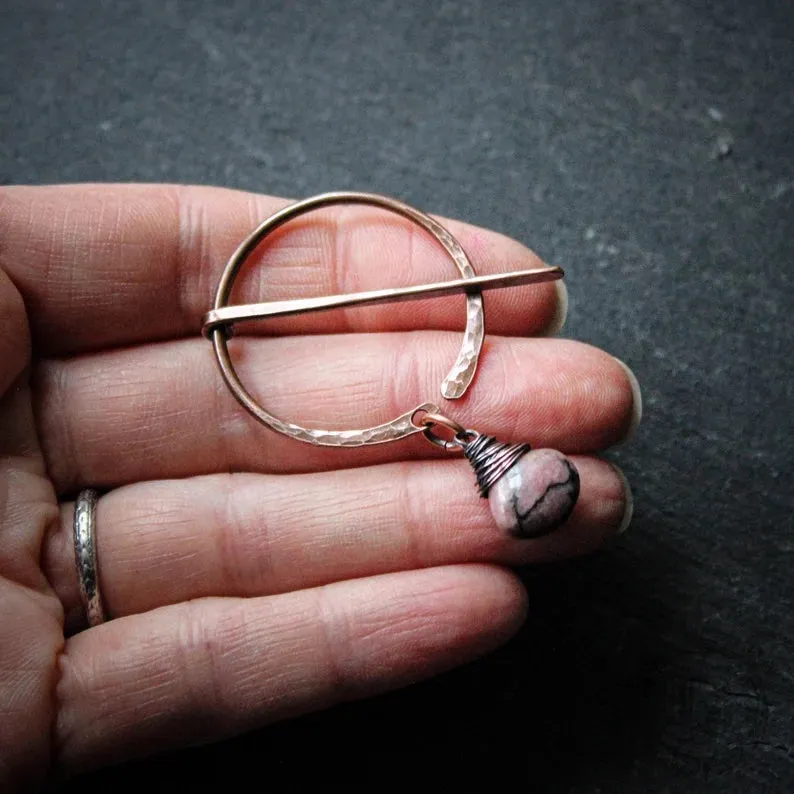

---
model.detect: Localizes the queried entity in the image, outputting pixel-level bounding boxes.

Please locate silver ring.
[73,489,107,626]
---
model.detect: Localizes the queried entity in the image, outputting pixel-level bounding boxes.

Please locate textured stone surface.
[489,449,580,538]
[3,1,793,791]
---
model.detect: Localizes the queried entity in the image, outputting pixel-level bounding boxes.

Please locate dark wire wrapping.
[462,434,532,498]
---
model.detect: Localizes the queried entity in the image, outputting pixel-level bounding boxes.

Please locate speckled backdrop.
[2,0,792,791]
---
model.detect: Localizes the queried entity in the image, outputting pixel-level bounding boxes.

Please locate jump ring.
[413,410,478,450]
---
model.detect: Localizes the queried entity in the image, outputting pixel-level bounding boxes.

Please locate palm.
[0,184,636,790]
[0,300,63,789]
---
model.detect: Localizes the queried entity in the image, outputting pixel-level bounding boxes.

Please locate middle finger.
[37,333,635,492]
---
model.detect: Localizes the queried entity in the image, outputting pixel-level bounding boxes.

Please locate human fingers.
[0,184,564,356]
[0,269,30,395]
[46,456,630,626]
[54,565,526,774]
[35,335,639,492]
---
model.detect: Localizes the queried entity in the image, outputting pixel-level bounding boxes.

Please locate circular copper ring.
[414,410,477,450]
[416,411,467,436]
[208,191,486,448]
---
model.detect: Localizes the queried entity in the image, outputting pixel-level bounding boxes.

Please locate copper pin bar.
[202,265,563,337]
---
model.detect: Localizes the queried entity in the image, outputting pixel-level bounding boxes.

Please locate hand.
[0,184,638,788]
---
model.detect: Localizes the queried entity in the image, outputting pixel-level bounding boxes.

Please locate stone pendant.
[462,435,580,539]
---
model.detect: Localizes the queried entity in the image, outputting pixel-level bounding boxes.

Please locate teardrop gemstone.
[487,448,580,538]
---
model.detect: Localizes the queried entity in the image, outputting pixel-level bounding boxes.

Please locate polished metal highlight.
[203,191,563,448]
[413,410,476,451]
[72,489,107,627]
[202,267,563,335]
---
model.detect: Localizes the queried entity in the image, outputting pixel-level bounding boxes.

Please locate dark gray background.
[2,0,793,791]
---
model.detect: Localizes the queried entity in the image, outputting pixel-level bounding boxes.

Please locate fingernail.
[613,356,642,443]
[610,462,634,534]
[542,279,568,336]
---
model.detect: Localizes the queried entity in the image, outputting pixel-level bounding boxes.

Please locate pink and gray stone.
[488,449,580,538]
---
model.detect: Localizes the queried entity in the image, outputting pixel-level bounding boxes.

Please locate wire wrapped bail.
[463,434,532,498]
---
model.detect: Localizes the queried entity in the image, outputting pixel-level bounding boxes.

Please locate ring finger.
[46,455,631,630]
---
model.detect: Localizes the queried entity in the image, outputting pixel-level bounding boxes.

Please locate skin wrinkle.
[222,199,376,338]
[387,328,424,428]
[245,219,333,313]
[20,473,60,593]
[48,639,70,770]
[194,194,214,326]
[347,572,488,667]
[263,355,378,419]
[52,636,79,770]
[553,349,618,448]
[210,354,252,472]
[41,505,73,611]
[581,370,629,449]
[219,474,274,596]
[182,596,314,728]
[174,599,229,732]
[238,195,284,329]
[395,461,427,572]
[80,618,171,741]
[172,185,224,335]
[106,664,169,732]
[23,195,52,313]
[238,336,385,432]
[323,583,399,682]
[1,392,60,580]
[330,204,354,334]
[304,478,394,576]
[103,495,160,608]
[211,348,240,477]
[296,472,396,577]
[313,585,351,703]
[2,596,63,786]
[32,361,78,492]
[84,198,140,317]
[54,204,74,320]
[171,185,198,335]
[217,476,244,594]
[486,335,525,445]
[346,604,429,683]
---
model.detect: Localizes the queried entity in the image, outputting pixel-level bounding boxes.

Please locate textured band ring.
[72,488,107,627]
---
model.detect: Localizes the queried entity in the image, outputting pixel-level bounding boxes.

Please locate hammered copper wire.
[207,192,482,448]
[203,191,563,449]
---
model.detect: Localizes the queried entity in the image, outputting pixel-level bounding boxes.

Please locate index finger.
[0,184,564,356]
